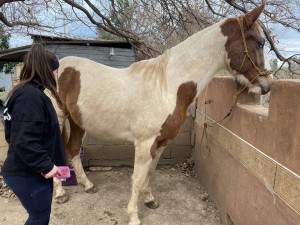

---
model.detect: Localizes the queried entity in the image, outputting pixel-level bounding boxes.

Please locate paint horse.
[52,3,273,225]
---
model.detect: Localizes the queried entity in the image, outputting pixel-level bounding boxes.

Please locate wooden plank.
[195,109,300,215]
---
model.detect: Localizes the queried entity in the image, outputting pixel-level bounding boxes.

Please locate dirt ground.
[0,165,223,225]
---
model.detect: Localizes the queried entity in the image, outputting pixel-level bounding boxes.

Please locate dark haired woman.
[0,43,67,225]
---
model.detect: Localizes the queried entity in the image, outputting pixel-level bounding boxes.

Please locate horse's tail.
[61,117,71,165]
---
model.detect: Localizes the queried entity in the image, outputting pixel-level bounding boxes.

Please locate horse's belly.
[80,109,135,143]
[79,102,171,144]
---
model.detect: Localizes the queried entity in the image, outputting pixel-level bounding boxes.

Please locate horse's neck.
[167,20,227,96]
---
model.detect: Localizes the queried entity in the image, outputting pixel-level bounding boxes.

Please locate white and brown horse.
[51,3,272,225]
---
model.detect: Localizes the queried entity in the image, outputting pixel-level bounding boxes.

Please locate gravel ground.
[0,165,223,225]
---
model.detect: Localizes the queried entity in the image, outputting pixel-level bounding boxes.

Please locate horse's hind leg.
[127,139,154,225]
[68,117,97,193]
[52,105,70,203]
[142,146,165,209]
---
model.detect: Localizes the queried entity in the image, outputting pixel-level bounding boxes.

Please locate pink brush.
[55,166,71,179]
[41,166,71,179]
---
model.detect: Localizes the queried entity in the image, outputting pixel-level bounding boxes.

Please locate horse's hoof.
[86,186,98,194]
[55,194,69,204]
[129,221,141,225]
[145,200,159,209]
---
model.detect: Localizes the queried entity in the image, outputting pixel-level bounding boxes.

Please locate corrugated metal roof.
[31,34,131,46]
[0,45,32,62]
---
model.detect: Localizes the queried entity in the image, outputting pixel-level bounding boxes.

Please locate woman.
[0,43,67,225]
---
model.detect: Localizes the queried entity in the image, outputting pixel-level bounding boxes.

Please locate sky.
[266,24,300,59]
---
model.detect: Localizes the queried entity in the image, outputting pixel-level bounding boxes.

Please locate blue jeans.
[4,176,53,225]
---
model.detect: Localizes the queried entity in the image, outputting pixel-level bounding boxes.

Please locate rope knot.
[233,94,238,102]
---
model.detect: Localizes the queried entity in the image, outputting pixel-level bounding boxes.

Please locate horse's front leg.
[127,139,154,225]
[142,146,165,209]
[53,177,69,204]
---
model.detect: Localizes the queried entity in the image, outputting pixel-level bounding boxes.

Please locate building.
[0,34,136,68]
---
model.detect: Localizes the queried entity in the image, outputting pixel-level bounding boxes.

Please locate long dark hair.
[9,43,62,107]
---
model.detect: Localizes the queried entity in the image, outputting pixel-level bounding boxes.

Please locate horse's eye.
[257,42,264,48]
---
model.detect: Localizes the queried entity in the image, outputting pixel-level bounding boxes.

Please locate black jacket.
[1,78,66,178]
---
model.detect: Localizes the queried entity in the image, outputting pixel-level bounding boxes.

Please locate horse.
[51,3,273,225]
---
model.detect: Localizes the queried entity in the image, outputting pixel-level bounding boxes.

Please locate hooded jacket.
[0,78,66,177]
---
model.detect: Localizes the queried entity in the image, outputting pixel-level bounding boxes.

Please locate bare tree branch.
[0,0,24,7]
[204,0,226,17]
[0,12,38,27]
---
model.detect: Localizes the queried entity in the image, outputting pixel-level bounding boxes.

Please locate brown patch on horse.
[67,116,85,158]
[150,82,197,157]
[220,3,266,83]
[58,67,83,127]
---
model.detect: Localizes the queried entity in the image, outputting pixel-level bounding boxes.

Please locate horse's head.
[221,3,273,95]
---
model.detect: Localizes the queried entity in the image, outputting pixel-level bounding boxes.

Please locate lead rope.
[199,17,272,159]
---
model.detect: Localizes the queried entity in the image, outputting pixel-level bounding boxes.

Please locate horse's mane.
[129,50,170,91]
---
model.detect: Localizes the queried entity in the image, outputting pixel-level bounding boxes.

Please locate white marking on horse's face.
[248,85,262,94]
[236,74,262,94]
[236,74,251,86]
[263,44,272,72]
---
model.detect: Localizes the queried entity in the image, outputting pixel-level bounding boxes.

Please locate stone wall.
[194,77,300,225]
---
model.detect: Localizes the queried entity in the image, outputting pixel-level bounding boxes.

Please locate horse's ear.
[244,2,266,27]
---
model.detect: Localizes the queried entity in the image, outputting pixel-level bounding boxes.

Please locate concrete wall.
[194,77,300,225]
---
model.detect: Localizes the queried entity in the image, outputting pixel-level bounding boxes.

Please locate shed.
[0,34,136,68]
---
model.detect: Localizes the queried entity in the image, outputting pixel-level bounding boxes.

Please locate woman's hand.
[44,165,62,179]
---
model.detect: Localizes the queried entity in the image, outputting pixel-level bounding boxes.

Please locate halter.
[199,17,273,159]
[236,17,272,78]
